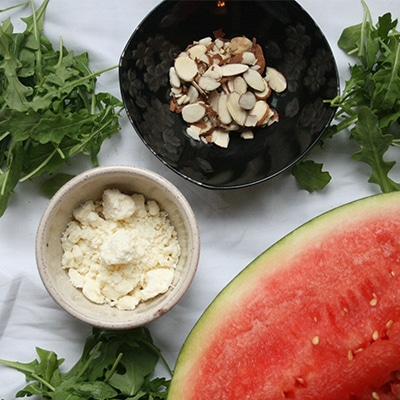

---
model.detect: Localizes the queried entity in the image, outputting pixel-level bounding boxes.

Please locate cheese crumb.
[61,188,181,310]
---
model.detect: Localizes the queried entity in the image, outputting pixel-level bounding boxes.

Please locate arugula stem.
[0,170,9,195]
[0,2,28,13]
[0,131,10,141]
[19,148,57,182]
[359,0,372,61]
[29,0,43,81]
[56,36,64,69]
[31,372,55,392]
[104,352,124,383]
[55,145,66,159]
[384,43,400,104]
[75,341,103,381]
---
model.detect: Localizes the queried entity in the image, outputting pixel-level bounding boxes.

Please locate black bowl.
[119,0,339,189]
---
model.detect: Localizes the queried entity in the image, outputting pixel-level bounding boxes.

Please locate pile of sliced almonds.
[169,34,287,148]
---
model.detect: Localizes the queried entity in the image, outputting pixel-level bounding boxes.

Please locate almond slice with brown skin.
[267,109,280,125]
[243,68,266,92]
[248,100,271,126]
[265,66,287,93]
[254,78,272,100]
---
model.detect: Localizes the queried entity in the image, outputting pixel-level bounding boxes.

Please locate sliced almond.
[244,113,258,127]
[187,85,200,103]
[197,37,213,46]
[220,63,249,77]
[218,92,232,125]
[211,128,230,148]
[254,78,272,100]
[174,54,198,82]
[265,66,287,93]
[187,44,207,61]
[226,78,235,93]
[181,102,207,123]
[214,37,225,49]
[238,91,256,110]
[248,100,271,126]
[233,76,248,95]
[176,94,190,106]
[240,129,254,140]
[203,64,223,80]
[198,76,221,92]
[186,125,202,141]
[243,68,266,92]
[227,91,247,126]
[199,53,211,65]
[229,36,253,55]
[170,86,182,96]
[260,107,275,126]
[195,119,215,136]
[267,109,280,125]
[221,121,241,132]
[208,90,220,113]
[169,67,181,89]
[240,51,257,65]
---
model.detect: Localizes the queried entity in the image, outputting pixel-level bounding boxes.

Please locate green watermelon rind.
[168,191,400,398]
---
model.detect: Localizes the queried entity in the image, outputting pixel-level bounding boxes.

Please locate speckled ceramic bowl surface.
[119,0,339,189]
[36,165,200,329]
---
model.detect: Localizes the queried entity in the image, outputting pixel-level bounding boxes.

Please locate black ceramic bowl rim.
[119,0,340,190]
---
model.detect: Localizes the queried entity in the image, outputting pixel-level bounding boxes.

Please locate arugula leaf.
[351,107,400,192]
[291,160,331,192]
[0,327,171,400]
[292,1,400,193]
[0,0,123,216]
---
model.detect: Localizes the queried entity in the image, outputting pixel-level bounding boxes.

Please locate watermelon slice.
[168,192,400,400]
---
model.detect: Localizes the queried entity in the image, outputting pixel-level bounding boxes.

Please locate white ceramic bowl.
[36,165,200,329]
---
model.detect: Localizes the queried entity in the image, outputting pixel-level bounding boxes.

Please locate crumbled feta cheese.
[61,188,181,310]
[102,188,136,220]
[100,229,137,266]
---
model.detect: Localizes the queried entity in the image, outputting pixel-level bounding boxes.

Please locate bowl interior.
[36,166,199,329]
[119,0,339,189]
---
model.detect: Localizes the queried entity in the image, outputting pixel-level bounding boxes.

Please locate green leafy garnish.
[0,0,123,216]
[0,327,171,399]
[292,1,400,193]
[291,160,331,192]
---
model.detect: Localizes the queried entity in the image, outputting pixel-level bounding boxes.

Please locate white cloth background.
[0,0,399,396]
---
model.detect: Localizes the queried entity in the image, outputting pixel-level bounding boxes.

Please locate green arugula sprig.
[292,1,400,193]
[0,0,123,216]
[0,327,172,400]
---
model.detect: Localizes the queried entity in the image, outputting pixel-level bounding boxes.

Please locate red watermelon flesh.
[167,193,400,400]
